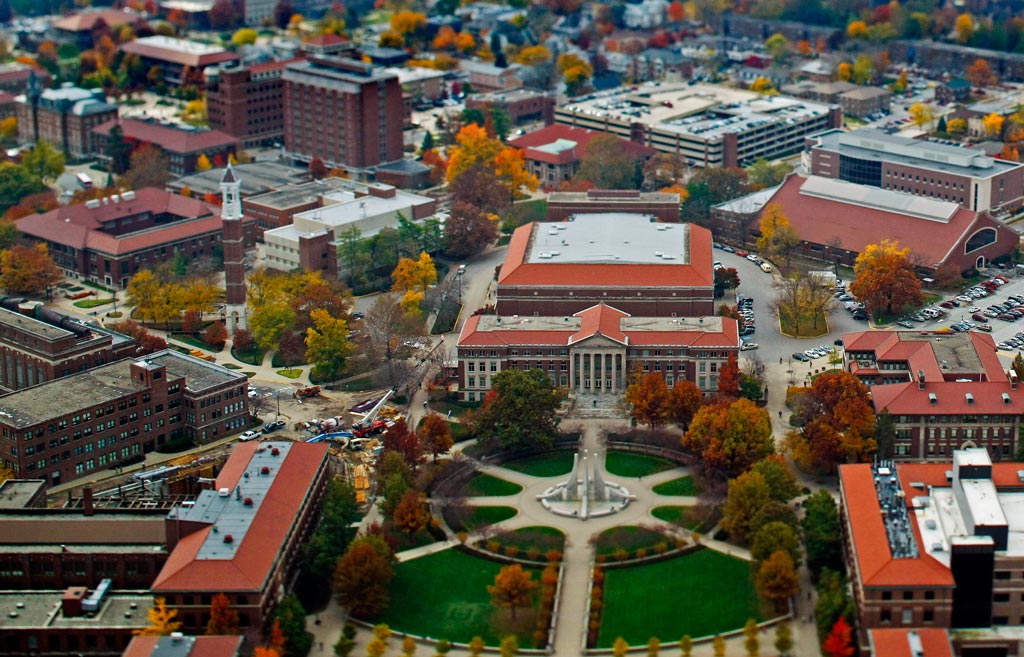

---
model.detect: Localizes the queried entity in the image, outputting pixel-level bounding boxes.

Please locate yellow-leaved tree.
[848,240,923,318]
[135,597,182,636]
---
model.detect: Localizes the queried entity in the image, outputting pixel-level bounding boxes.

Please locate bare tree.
[770,272,836,332]
[363,292,424,362]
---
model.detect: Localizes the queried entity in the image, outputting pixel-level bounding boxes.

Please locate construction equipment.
[351,388,396,438]
[295,385,321,398]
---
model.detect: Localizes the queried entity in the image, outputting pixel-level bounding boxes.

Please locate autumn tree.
[955,12,974,43]
[755,203,799,267]
[743,618,759,657]
[391,252,437,314]
[135,598,182,636]
[392,490,429,536]
[756,551,800,613]
[304,308,352,382]
[472,368,560,452]
[722,470,771,542]
[574,134,643,189]
[752,521,802,567]
[333,535,395,620]
[966,58,997,88]
[205,593,240,635]
[775,622,793,657]
[557,53,593,96]
[822,617,855,657]
[0,243,62,296]
[746,158,790,189]
[124,144,171,190]
[717,353,741,400]
[380,419,422,470]
[786,370,876,474]
[446,123,537,200]
[445,201,499,258]
[418,413,453,462]
[682,398,774,478]
[983,113,1005,137]
[908,102,935,130]
[849,239,923,318]
[22,141,64,182]
[749,76,777,94]
[670,379,704,429]
[515,45,552,66]
[625,370,672,429]
[309,156,327,180]
[488,564,538,620]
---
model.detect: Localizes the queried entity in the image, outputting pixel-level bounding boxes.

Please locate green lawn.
[381,549,538,645]
[501,451,575,477]
[491,526,565,554]
[231,346,266,365]
[338,375,376,392]
[780,313,829,338]
[73,297,114,308]
[652,476,699,496]
[173,333,222,352]
[462,505,517,530]
[597,548,762,647]
[277,369,303,379]
[221,363,241,370]
[604,452,676,478]
[650,506,702,530]
[465,473,523,497]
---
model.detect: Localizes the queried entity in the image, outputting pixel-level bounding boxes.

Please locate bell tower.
[220,165,247,334]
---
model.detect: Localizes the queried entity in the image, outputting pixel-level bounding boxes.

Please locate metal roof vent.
[966,392,975,405]
[928,393,937,404]
[1003,392,1012,404]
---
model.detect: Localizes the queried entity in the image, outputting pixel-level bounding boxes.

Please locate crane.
[351,388,396,438]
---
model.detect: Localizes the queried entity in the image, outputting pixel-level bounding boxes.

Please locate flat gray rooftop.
[0,591,152,629]
[169,162,308,197]
[528,214,690,265]
[815,128,1020,179]
[146,350,247,393]
[0,479,46,508]
[800,176,960,222]
[0,306,73,341]
[0,360,146,428]
[896,331,985,373]
[245,178,360,211]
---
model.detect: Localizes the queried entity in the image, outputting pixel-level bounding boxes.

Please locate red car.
[972,313,989,323]
[736,250,749,257]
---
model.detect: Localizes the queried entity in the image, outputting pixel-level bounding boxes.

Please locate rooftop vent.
[218,487,230,497]
[122,190,136,201]
[966,392,975,405]
[85,199,100,209]
[1003,392,1012,404]
[928,392,937,404]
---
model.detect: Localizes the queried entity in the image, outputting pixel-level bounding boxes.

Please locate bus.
[76,172,94,189]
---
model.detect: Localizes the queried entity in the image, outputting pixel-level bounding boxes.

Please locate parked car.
[793,352,810,362]
[972,314,989,323]
[261,420,286,434]
[740,341,759,350]
[239,430,260,442]
[760,263,773,273]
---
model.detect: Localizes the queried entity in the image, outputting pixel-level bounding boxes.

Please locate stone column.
[611,352,618,393]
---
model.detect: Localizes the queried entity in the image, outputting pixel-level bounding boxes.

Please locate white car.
[969,306,981,313]
[239,430,259,442]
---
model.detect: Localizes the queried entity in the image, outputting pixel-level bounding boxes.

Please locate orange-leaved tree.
[418,413,453,462]
[135,597,182,636]
[848,239,923,318]
[755,551,800,613]
[332,535,395,620]
[488,564,538,620]
[205,592,240,635]
[786,370,876,474]
[822,616,855,657]
[392,490,429,537]
[683,398,774,478]
[670,379,704,429]
[0,243,62,296]
[625,370,672,429]
[717,353,741,400]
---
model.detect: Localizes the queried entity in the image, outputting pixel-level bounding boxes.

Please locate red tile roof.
[92,118,240,155]
[16,188,229,256]
[508,125,656,166]
[123,636,243,657]
[571,304,629,344]
[303,34,349,47]
[767,175,1011,268]
[498,221,714,288]
[53,9,144,32]
[869,379,1024,416]
[151,442,328,593]
[844,330,1003,383]
[868,629,954,657]
[840,464,956,588]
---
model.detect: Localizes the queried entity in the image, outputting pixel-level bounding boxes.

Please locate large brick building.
[496,213,714,317]
[805,129,1024,214]
[840,449,1024,654]
[0,301,137,392]
[154,441,330,632]
[507,126,657,189]
[0,350,249,487]
[17,188,256,289]
[282,56,404,171]
[711,174,1018,274]
[457,303,738,401]
[545,189,681,223]
[92,118,240,176]
[15,83,117,159]
[118,36,238,87]
[206,59,302,147]
[844,331,1024,461]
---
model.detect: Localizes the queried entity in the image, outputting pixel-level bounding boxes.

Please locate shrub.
[526,547,541,561]
[487,540,500,552]
[635,548,647,559]
[546,549,562,563]
[505,545,519,558]
[654,541,668,554]
[613,548,629,561]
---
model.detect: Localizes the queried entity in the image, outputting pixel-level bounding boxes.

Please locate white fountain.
[536,449,635,520]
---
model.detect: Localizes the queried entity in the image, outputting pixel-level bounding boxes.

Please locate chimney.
[1010,369,1018,390]
[917,369,926,390]
[82,485,94,516]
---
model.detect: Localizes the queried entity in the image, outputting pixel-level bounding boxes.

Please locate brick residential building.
[805,128,1024,214]
[496,213,713,317]
[711,174,1019,274]
[0,302,137,392]
[844,330,1024,460]
[0,350,249,487]
[457,304,738,401]
[16,83,117,159]
[154,440,330,632]
[119,36,239,87]
[52,9,149,50]
[840,449,1024,654]
[206,59,302,147]
[92,118,240,175]
[282,56,404,171]
[465,88,555,125]
[0,64,50,94]
[17,188,256,289]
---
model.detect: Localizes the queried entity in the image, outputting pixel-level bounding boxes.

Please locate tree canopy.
[682,398,774,478]
[472,368,560,452]
[786,370,876,473]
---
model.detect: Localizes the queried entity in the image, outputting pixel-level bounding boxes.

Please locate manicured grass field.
[594,525,670,557]
[462,505,517,530]
[381,549,537,644]
[501,451,575,477]
[492,526,565,554]
[650,506,702,530]
[652,476,699,496]
[276,369,303,379]
[73,297,113,308]
[465,473,523,497]
[597,548,762,647]
[604,452,676,478]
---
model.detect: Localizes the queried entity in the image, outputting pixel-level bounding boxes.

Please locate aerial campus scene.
[5,0,1024,656]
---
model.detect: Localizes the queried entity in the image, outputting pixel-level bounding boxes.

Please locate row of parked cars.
[792,344,837,362]
[981,294,1024,323]
[997,332,1024,351]
[239,420,287,442]
[738,295,755,337]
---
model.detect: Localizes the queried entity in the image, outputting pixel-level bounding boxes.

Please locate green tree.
[751,456,799,502]
[22,140,64,181]
[751,521,802,567]
[815,569,855,645]
[305,308,352,381]
[249,303,297,351]
[764,32,790,63]
[721,470,771,543]
[746,158,791,189]
[802,490,843,578]
[106,124,132,174]
[851,54,874,84]
[472,369,560,452]
[0,161,46,213]
[302,479,360,584]
[875,408,896,459]
[573,134,642,189]
[273,594,312,657]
